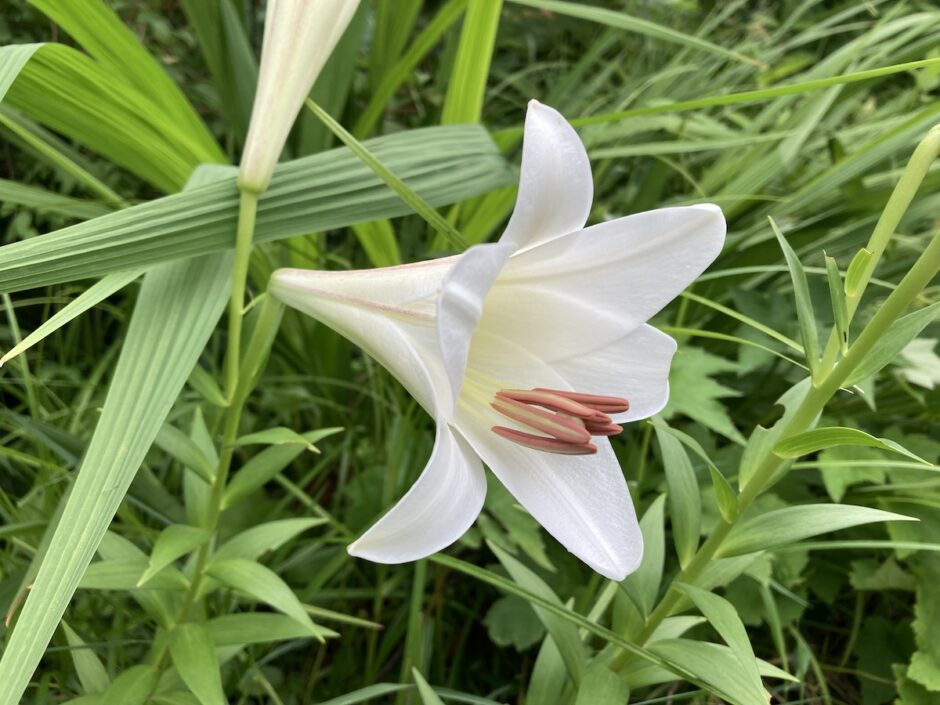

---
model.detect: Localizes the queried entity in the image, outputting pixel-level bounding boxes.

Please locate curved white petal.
[500,101,593,252]
[484,204,725,361]
[348,423,486,563]
[457,408,642,581]
[548,324,678,423]
[270,262,455,414]
[437,243,515,412]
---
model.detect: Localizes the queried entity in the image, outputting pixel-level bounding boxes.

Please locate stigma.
[490,388,629,455]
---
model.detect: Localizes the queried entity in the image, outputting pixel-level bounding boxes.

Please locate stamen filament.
[491,426,598,455]
[490,397,590,445]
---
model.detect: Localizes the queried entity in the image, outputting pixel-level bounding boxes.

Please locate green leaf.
[206,558,319,635]
[621,495,666,616]
[206,613,338,647]
[212,518,325,562]
[316,684,411,705]
[482,595,545,651]
[411,669,445,705]
[441,0,503,125]
[487,541,586,684]
[845,301,940,385]
[304,99,466,250]
[351,220,402,268]
[824,253,850,353]
[2,44,221,191]
[676,584,766,704]
[646,639,790,705]
[79,558,186,592]
[62,622,110,695]
[169,624,225,705]
[719,504,915,557]
[0,271,140,368]
[0,126,513,294]
[844,247,873,298]
[654,423,701,568]
[509,0,761,67]
[138,525,211,587]
[100,665,158,705]
[0,182,234,705]
[774,427,932,465]
[154,424,217,483]
[186,365,227,408]
[179,0,257,142]
[223,443,311,508]
[663,347,745,444]
[574,662,630,705]
[233,427,332,453]
[769,217,819,376]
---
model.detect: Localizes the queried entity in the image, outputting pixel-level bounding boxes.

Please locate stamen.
[584,421,623,436]
[533,388,630,414]
[496,389,600,420]
[488,386,630,454]
[492,426,597,455]
[490,397,590,445]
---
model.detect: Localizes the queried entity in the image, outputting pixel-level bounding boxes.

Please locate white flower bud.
[239,0,361,193]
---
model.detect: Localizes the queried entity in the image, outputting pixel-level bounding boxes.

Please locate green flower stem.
[152,188,263,658]
[224,189,260,401]
[615,223,940,668]
[818,125,940,377]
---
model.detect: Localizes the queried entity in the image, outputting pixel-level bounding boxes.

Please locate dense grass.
[1,1,939,704]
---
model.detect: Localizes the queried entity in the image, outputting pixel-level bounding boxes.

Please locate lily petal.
[548,324,678,423]
[437,242,515,414]
[500,101,593,252]
[349,423,486,562]
[458,408,642,581]
[486,204,725,361]
[270,262,454,414]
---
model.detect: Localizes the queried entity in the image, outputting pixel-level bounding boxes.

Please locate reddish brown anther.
[491,386,629,454]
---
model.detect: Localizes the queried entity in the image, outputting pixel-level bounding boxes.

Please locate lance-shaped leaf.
[0,125,512,294]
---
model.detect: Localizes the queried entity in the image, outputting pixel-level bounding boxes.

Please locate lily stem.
[817,125,940,378]
[151,188,262,666]
[615,220,940,669]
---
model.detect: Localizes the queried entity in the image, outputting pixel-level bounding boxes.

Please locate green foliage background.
[0,1,939,704]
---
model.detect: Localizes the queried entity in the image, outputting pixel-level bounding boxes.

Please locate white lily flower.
[270,101,726,580]
[239,0,361,193]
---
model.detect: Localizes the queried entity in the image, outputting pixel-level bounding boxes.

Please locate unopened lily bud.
[239,0,361,193]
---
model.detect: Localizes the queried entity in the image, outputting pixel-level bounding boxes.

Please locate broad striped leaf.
[0,126,512,293]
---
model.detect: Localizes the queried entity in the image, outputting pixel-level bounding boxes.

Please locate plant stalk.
[616,224,940,666]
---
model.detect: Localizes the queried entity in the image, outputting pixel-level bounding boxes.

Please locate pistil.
[491,387,629,454]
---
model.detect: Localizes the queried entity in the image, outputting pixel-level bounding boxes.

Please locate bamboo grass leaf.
[0,126,512,293]
[0,166,234,705]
